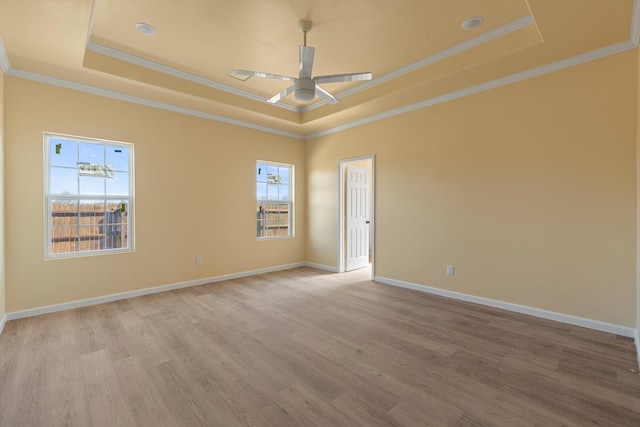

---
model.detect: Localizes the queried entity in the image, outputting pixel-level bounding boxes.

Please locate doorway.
[338,155,375,279]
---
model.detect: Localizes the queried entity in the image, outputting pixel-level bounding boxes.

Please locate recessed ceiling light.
[227,70,251,81]
[135,22,157,36]
[461,16,484,30]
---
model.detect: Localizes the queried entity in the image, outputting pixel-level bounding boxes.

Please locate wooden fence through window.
[257,203,290,238]
[51,202,128,254]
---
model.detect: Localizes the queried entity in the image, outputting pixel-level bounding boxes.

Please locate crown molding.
[306,40,635,140]
[85,14,533,114]
[2,37,635,143]
[632,0,640,47]
[87,0,98,46]
[0,37,10,73]
[85,42,300,113]
[5,67,305,140]
[301,15,535,113]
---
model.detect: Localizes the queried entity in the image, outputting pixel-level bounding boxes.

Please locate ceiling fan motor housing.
[294,78,315,101]
[232,19,371,104]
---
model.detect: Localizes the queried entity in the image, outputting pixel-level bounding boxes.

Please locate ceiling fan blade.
[314,72,372,84]
[233,69,296,82]
[315,85,339,104]
[299,46,315,79]
[267,84,296,104]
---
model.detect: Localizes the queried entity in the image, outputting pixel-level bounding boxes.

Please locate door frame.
[337,155,375,279]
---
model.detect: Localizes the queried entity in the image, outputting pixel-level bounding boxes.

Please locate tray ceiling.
[0,0,637,139]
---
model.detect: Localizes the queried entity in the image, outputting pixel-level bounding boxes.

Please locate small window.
[44,133,134,258]
[257,161,293,239]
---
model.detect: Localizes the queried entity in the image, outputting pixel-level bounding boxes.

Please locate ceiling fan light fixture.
[294,78,315,101]
[232,20,371,105]
[461,16,484,30]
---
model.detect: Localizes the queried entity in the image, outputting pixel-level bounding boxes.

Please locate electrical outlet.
[196,257,202,266]
[447,265,454,276]
[312,244,317,253]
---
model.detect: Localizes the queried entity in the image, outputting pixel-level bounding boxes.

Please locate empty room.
[1,0,640,425]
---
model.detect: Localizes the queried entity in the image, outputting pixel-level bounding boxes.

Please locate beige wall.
[0,67,5,320]
[306,50,637,327]
[4,77,305,312]
[2,48,638,331]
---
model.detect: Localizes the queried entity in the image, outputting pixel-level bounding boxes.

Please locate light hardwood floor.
[1,266,639,426]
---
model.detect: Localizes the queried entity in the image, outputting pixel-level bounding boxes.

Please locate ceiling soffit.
[83,14,542,126]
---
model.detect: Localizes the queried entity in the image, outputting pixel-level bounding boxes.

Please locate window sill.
[45,247,134,260]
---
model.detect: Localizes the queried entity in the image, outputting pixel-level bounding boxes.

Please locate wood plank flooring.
[1,266,639,426]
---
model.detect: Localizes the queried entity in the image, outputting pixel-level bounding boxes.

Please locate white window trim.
[44,133,135,259]
[256,160,294,240]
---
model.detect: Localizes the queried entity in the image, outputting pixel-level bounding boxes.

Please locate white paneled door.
[346,164,370,271]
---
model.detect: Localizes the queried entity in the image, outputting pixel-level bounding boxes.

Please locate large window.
[45,134,134,258]
[256,161,293,239]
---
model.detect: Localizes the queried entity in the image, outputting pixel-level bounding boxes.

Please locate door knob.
[365,220,370,224]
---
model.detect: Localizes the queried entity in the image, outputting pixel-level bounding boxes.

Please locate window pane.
[279,167,289,184]
[51,200,79,227]
[279,185,290,201]
[51,226,78,254]
[46,134,133,258]
[257,216,264,237]
[106,200,128,215]
[267,184,279,200]
[257,182,267,201]
[79,176,105,196]
[104,202,128,249]
[50,201,80,256]
[50,139,78,168]
[106,146,129,172]
[50,167,78,195]
[78,226,104,252]
[79,200,105,226]
[256,161,292,239]
[257,163,267,183]
[266,165,281,185]
[79,142,105,164]
[106,172,129,196]
[265,220,277,237]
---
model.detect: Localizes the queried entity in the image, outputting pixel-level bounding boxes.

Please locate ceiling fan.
[232,20,372,105]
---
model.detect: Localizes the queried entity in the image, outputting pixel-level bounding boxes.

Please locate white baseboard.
[0,313,6,335]
[636,329,640,368]
[304,262,339,273]
[6,262,305,321]
[374,276,636,338]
